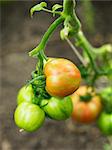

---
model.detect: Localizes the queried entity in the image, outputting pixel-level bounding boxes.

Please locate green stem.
[37,52,44,75]
[29,16,64,57]
[63,0,81,32]
[75,30,99,74]
[42,8,61,15]
[63,0,73,15]
[27,75,45,85]
[41,50,48,61]
[93,44,112,54]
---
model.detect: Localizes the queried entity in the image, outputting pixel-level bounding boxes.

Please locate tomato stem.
[29,16,64,57]
[75,31,99,74]
[42,8,61,15]
[63,0,73,16]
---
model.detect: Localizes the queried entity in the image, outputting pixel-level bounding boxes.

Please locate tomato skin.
[14,102,45,132]
[41,96,73,120]
[71,86,102,123]
[97,112,112,135]
[17,84,34,105]
[44,58,81,97]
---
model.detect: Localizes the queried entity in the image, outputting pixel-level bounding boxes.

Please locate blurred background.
[1,0,112,150]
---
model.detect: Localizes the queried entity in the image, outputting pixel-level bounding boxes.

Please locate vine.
[29,0,112,88]
[14,0,112,144]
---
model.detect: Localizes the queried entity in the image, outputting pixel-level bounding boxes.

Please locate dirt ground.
[1,1,112,150]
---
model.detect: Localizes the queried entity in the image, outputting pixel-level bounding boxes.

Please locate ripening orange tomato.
[70,86,102,123]
[44,58,81,97]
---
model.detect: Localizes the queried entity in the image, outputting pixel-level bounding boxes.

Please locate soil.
[0,1,112,150]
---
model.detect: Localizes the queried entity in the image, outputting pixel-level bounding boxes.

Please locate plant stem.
[75,30,99,74]
[65,37,87,67]
[27,75,45,85]
[63,0,73,15]
[93,44,112,54]
[42,8,61,15]
[29,16,64,57]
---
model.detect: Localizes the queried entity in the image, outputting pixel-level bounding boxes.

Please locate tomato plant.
[40,96,73,120]
[71,86,102,123]
[14,102,45,132]
[13,0,112,137]
[44,58,81,97]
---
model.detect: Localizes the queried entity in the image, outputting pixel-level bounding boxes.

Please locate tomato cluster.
[14,57,112,135]
[70,85,112,136]
[14,58,81,132]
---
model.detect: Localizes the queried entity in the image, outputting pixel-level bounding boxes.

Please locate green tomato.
[14,102,45,132]
[97,112,112,135]
[17,84,34,105]
[41,96,73,120]
[101,87,112,99]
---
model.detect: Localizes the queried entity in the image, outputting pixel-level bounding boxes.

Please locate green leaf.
[30,2,47,18]
[52,4,62,12]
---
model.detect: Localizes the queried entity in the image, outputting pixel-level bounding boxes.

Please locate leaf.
[30,2,47,18]
[52,4,62,12]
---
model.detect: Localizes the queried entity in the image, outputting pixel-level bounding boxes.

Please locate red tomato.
[70,86,102,123]
[44,58,81,97]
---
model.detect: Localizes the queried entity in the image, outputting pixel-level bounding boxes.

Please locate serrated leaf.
[30,2,47,18]
[52,4,62,12]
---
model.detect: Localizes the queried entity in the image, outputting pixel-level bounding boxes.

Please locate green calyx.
[80,94,92,102]
[27,52,50,105]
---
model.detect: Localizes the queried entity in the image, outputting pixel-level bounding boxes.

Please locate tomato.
[40,96,73,120]
[100,86,112,103]
[14,102,45,132]
[70,86,102,123]
[44,58,81,97]
[97,112,112,135]
[17,84,34,105]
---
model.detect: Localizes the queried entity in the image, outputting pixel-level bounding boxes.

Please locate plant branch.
[42,8,61,15]
[29,16,64,57]
[93,44,112,54]
[75,30,99,74]
[63,0,73,16]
